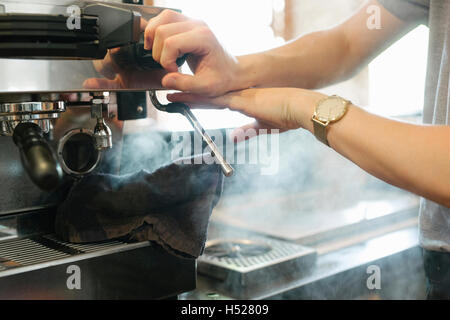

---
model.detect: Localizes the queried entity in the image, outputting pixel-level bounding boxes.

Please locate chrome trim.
[0,235,150,278]
[0,101,65,114]
[57,128,101,176]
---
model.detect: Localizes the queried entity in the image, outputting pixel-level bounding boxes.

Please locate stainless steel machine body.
[0,0,169,94]
[0,0,196,299]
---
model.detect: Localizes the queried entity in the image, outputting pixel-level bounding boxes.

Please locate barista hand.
[84,11,241,94]
[167,88,326,141]
[144,9,244,96]
[169,86,450,210]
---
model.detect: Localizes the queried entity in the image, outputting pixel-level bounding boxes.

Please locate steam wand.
[149,91,234,177]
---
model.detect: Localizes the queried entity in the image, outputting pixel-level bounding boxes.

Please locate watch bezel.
[313,95,349,123]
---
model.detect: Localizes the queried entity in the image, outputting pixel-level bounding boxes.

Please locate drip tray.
[198,237,317,299]
[0,234,148,275]
[0,234,196,299]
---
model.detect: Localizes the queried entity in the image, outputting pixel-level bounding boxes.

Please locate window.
[368,25,429,117]
[147,0,423,247]
[153,0,284,130]
[152,0,429,129]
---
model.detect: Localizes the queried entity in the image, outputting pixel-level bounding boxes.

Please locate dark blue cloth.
[55,154,223,259]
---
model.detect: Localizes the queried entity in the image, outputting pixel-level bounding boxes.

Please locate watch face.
[315,96,348,122]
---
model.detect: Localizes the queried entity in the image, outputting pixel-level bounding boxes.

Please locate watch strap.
[312,118,329,146]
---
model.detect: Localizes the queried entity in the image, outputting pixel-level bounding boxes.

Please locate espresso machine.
[0,0,233,299]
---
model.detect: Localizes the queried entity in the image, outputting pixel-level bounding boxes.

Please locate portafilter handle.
[13,123,63,191]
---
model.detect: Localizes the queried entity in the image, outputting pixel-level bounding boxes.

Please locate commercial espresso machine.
[0,0,232,299]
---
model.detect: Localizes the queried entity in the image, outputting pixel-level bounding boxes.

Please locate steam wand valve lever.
[149,91,234,177]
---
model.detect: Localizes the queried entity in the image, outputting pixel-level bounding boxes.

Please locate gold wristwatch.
[311,95,350,146]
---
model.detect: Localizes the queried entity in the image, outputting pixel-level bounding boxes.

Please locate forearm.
[297,95,450,207]
[235,28,354,90]
[234,0,414,91]
[169,84,450,206]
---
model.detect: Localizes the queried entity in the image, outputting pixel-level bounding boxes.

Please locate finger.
[152,20,202,71]
[166,93,222,109]
[93,52,119,80]
[159,27,213,73]
[167,90,250,112]
[167,92,219,107]
[168,91,285,128]
[144,9,187,50]
[162,72,215,96]
[83,77,122,90]
[166,91,224,107]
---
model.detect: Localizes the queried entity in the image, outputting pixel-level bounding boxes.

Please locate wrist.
[234,54,264,90]
[290,89,328,132]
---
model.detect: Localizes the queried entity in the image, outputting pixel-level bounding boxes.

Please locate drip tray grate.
[0,234,137,273]
[198,237,317,298]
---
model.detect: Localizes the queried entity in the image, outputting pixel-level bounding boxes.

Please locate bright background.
[150,0,429,130]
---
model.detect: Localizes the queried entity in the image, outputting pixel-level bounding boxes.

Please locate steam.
[118,129,172,175]
[117,120,421,299]
[119,124,411,241]
[210,127,414,230]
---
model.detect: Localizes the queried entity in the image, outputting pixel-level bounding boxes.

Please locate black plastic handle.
[13,123,63,191]
[135,42,188,70]
[113,42,188,70]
